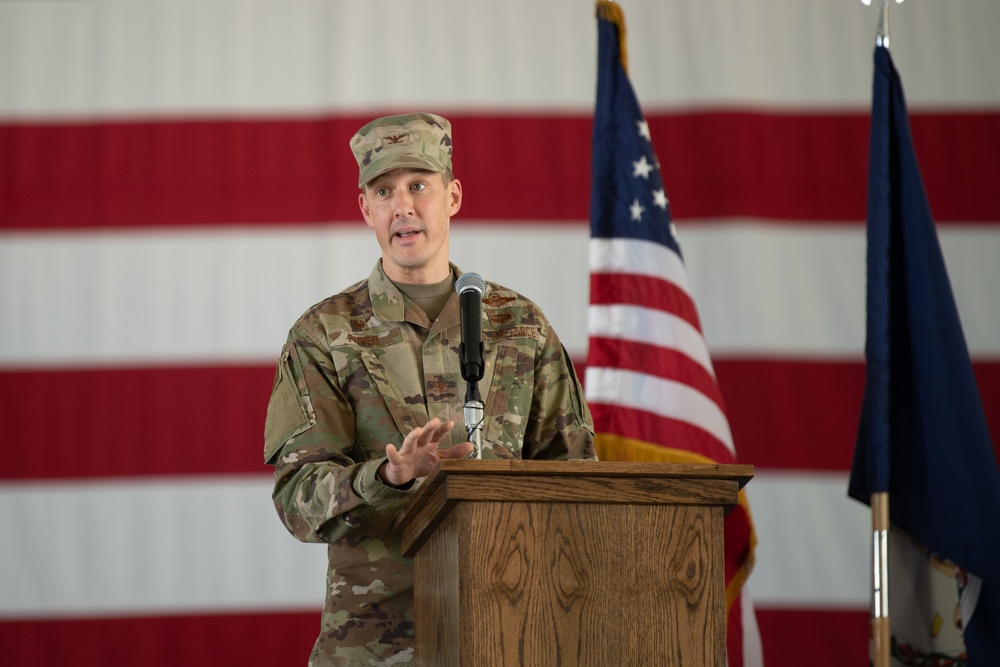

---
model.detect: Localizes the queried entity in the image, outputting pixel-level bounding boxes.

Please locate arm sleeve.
[521,325,597,461]
[263,328,416,544]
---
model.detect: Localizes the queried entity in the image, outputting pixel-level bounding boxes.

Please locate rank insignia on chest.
[426,375,457,395]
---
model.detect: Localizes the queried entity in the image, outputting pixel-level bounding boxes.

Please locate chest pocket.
[482,341,535,456]
[357,346,427,444]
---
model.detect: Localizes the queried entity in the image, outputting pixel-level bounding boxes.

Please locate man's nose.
[393,190,415,217]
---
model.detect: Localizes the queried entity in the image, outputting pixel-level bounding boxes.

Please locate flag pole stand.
[871,491,891,667]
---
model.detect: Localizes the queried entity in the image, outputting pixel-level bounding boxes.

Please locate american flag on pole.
[586,3,760,665]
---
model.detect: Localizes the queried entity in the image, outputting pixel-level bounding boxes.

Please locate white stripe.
[0,224,593,368]
[0,471,867,617]
[0,225,374,368]
[3,222,998,367]
[740,590,765,667]
[746,471,870,609]
[681,222,1000,360]
[589,237,691,293]
[585,366,735,454]
[1,0,999,119]
[0,476,326,617]
[588,303,715,375]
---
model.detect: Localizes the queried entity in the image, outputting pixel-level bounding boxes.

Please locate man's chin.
[389,252,426,269]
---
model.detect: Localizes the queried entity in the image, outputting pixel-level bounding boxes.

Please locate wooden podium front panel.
[413,512,462,665]
[414,499,725,666]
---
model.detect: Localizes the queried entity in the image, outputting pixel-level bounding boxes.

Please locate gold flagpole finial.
[596,1,628,74]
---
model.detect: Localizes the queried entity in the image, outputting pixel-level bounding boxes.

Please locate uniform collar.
[369,260,465,326]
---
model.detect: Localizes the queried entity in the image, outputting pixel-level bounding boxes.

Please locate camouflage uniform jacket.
[263,260,595,666]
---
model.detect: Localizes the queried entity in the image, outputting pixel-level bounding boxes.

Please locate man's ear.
[448,178,463,217]
[358,190,375,228]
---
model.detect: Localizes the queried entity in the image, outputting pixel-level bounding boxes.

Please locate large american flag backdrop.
[2,2,998,666]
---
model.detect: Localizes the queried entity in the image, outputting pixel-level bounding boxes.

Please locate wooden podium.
[393,459,753,666]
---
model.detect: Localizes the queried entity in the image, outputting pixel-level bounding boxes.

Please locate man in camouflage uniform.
[263,112,596,666]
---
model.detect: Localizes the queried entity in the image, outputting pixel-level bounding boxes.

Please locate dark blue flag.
[848,45,1000,664]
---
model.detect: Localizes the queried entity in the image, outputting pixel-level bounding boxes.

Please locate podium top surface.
[393,460,753,552]
[427,459,753,484]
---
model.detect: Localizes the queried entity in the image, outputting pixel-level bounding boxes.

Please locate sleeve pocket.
[263,347,312,463]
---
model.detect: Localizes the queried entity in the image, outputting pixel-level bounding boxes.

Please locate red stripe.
[718,359,1000,473]
[0,365,276,480]
[4,360,997,479]
[727,593,746,667]
[0,607,870,667]
[713,359,867,472]
[3,112,998,229]
[587,336,726,410]
[0,609,868,667]
[590,403,736,464]
[725,504,754,578]
[0,610,321,667]
[589,272,702,330]
[756,607,870,667]
[658,112,1000,223]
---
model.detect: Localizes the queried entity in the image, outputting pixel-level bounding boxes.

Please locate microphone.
[455,272,486,458]
[455,272,486,383]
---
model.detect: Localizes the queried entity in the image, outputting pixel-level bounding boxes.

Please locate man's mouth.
[394,227,422,239]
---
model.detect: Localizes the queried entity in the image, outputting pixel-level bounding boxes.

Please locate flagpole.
[865,4,898,665]
[871,491,890,666]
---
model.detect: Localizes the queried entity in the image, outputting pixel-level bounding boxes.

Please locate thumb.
[439,441,474,459]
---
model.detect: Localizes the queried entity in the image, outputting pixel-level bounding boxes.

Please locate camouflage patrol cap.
[350,112,453,187]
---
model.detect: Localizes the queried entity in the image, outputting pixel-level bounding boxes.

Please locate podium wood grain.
[395,460,751,666]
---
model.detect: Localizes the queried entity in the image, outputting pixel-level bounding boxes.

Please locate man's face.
[359,168,462,284]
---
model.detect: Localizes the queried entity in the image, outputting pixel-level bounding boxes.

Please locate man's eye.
[376,188,389,197]
[411,183,426,191]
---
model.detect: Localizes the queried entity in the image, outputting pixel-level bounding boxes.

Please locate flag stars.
[632,155,654,179]
[652,188,669,209]
[637,119,651,142]
[629,199,646,221]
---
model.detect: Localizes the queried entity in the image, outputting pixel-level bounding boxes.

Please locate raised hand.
[380,418,474,487]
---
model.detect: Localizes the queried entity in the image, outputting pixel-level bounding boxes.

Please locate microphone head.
[455,272,486,296]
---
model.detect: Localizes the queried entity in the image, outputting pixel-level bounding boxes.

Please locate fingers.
[403,418,455,453]
[422,418,455,444]
[383,420,468,485]
[439,441,474,459]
